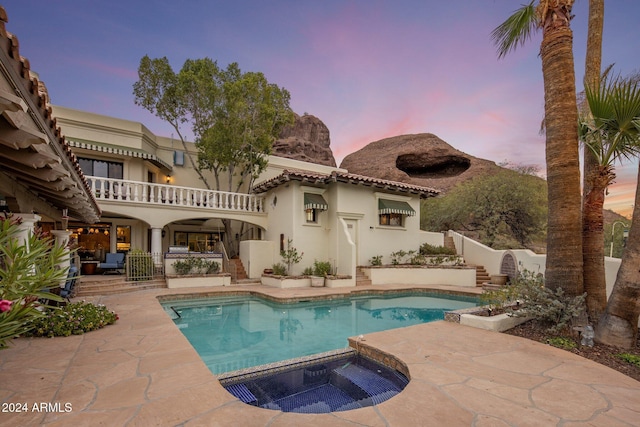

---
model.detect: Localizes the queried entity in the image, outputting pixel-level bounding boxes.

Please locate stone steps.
[355,267,371,286]
[229,258,248,282]
[75,277,167,296]
[472,265,491,287]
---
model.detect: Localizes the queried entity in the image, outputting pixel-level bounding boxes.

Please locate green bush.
[390,250,407,265]
[507,270,587,334]
[546,337,577,350]
[0,217,66,348]
[370,255,383,266]
[272,263,287,276]
[24,302,118,337]
[302,266,314,276]
[172,257,220,275]
[312,260,332,277]
[419,243,456,256]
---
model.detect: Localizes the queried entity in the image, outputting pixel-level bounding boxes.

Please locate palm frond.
[491,1,538,59]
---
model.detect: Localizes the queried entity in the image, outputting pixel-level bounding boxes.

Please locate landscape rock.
[339,133,503,192]
[273,113,336,167]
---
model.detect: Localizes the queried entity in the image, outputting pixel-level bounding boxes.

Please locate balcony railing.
[87,176,264,213]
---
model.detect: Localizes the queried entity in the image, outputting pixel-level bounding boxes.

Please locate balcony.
[86,176,264,213]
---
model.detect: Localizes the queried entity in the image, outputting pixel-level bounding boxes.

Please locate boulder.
[273,113,336,167]
[339,133,502,192]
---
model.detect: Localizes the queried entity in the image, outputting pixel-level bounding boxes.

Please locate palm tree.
[592,76,640,349]
[493,0,583,296]
[581,0,605,320]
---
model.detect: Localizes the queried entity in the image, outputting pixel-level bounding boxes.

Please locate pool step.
[332,364,405,405]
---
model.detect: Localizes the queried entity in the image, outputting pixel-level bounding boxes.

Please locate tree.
[592,75,640,349]
[492,0,583,296]
[421,169,547,248]
[580,70,640,319]
[134,57,295,255]
[581,0,606,320]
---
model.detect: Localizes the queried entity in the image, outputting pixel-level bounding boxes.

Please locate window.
[303,193,328,224]
[78,157,123,179]
[378,199,415,227]
[174,232,222,252]
[379,213,404,226]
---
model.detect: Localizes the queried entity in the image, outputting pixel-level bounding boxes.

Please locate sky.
[3,1,640,217]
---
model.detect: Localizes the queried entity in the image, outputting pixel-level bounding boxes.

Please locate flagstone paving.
[0,284,639,426]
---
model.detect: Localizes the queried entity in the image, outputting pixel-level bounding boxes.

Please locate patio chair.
[99,252,125,274]
[60,265,79,302]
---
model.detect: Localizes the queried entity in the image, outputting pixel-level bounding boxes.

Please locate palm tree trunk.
[583,166,612,318]
[595,164,640,349]
[539,8,584,296]
[582,0,606,320]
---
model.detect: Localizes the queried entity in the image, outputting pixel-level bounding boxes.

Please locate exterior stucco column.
[150,227,163,266]
[51,230,72,288]
[12,213,41,248]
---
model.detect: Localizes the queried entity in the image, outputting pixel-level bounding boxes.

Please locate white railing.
[86,176,264,213]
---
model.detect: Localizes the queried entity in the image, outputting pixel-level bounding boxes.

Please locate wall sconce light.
[166,175,171,184]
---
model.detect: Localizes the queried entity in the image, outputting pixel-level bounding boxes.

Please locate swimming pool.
[163,291,479,375]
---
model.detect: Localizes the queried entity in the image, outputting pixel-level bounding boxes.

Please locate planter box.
[310,276,325,287]
[361,265,476,287]
[261,275,310,288]
[459,312,530,332]
[166,274,231,289]
[490,274,508,286]
[325,276,354,288]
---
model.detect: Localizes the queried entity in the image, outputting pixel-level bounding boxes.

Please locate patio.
[1,284,639,426]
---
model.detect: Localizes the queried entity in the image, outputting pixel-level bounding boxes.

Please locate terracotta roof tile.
[253,168,439,197]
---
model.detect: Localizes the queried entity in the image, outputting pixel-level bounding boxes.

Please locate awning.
[67,139,173,170]
[304,193,328,211]
[378,199,416,216]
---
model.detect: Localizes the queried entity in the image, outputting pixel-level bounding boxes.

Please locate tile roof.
[253,168,439,198]
[0,6,100,222]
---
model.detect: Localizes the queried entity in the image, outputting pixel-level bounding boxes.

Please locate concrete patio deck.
[1,284,639,426]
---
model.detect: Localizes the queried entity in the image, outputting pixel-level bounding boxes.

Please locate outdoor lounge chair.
[59,265,78,302]
[99,252,125,274]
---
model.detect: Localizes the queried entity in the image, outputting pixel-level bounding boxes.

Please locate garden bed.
[165,274,231,288]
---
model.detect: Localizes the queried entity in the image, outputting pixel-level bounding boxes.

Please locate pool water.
[163,292,478,374]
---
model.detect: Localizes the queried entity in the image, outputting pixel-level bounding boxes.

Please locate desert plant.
[370,255,383,266]
[312,260,332,277]
[409,253,425,265]
[508,270,587,334]
[0,216,66,348]
[272,263,287,276]
[24,301,118,337]
[302,266,314,276]
[173,258,195,275]
[280,239,303,275]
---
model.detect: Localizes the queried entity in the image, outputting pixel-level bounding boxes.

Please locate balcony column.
[150,227,163,266]
[12,213,41,248]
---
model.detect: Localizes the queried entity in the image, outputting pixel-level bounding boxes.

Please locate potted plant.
[311,260,332,287]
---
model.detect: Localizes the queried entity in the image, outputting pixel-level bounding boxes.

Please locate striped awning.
[378,199,416,216]
[304,193,328,211]
[68,139,173,170]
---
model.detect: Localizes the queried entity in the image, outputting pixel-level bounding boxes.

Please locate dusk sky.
[4,1,640,217]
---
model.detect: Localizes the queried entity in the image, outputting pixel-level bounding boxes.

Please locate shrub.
[0,216,66,348]
[507,270,587,334]
[24,301,118,337]
[419,243,456,256]
[172,257,220,275]
[312,260,332,277]
[272,263,287,276]
[370,255,383,266]
[302,266,314,276]
[390,250,407,265]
